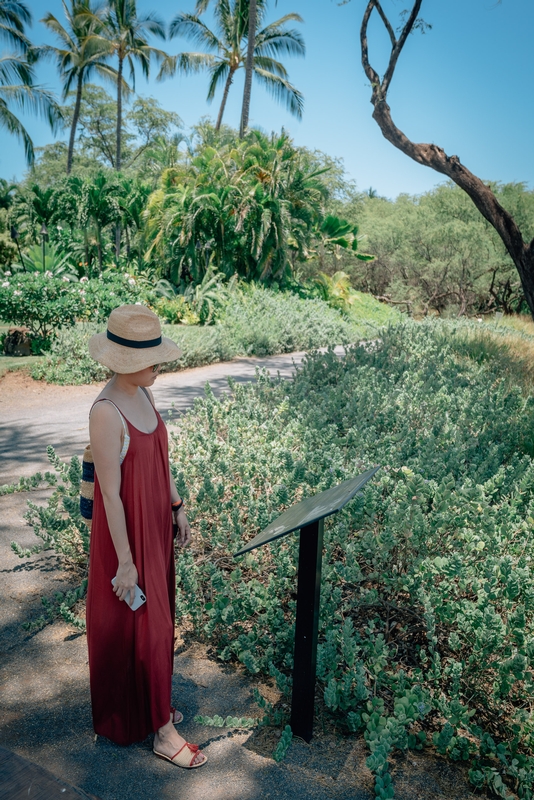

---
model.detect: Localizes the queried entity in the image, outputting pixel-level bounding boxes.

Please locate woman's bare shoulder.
[89,398,124,429]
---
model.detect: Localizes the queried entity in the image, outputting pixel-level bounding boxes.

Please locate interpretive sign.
[235,466,380,742]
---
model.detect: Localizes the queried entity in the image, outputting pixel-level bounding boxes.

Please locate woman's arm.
[89,401,138,605]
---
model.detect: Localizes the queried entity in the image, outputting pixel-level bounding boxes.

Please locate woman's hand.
[173,508,192,548]
[113,560,139,607]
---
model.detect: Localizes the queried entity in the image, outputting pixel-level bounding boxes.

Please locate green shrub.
[161,325,237,371]
[0,273,88,345]
[0,271,150,350]
[152,296,199,325]
[31,323,110,384]
[215,284,358,356]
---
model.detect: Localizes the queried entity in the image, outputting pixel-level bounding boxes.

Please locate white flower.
[44,270,53,278]
[79,289,86,296]
[13,290,22,296]
[80,276,89,283]
[135,302,142,306]
[4,270,11,276]
[81,297,86,303]
[109,291,115,296]
[2,281,9,288]
[124,272,130,278]
[128,278,136,286]
[62,275,69,282]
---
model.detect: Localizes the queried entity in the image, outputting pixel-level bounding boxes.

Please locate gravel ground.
[0,356,488,800]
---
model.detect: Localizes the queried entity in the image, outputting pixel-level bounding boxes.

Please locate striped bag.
[79,401,130,528]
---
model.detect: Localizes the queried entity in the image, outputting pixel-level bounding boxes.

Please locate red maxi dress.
[86,407,175,746]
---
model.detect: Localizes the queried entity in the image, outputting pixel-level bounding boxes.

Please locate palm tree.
[40,0,123,174]
[0,1,63,164]
[192,0,257,136]
[84,0,166,172]
[159,0,304,131]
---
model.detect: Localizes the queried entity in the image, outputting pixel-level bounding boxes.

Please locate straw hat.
[89,305,181,374]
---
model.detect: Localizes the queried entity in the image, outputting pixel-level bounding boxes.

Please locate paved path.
[0,350,317,485]
[0,354,485,800]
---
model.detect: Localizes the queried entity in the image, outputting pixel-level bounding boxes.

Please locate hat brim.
[88,332,182,374]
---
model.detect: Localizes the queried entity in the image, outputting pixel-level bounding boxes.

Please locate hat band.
[106,329,162,349]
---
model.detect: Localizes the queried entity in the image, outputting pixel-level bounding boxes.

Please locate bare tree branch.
[373,1,396,49]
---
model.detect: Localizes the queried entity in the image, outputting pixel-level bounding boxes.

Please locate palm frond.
[158,51,214,80]
[206,59,228,103]
[255,24,306,58]
[253,67,304,119]
[0,83,63,132]
[40,11,76,51]
[252,55,288,79]
[0,0,31,29]
[0,53,32,84]
[136,12,166,40]
[169,13,221,51]
[0,20,29,50]
[0,96,33,162]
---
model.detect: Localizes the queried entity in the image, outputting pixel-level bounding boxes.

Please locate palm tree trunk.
[239,0,257,138]
[115,56,123,259]
[67,73,83,175]
[116,56,123,171]
[216,68,236,130]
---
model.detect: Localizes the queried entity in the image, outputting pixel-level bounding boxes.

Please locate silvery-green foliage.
[167,319,534,795]
[15,445,89,569]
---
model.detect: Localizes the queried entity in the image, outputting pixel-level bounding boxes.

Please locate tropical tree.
[357,0,534,318]
[0,1,62,163]
[159,0,305,131]
[116,175,151,262]
[0,176,16,208]
[84,0,167,172]
[193,0,259,136]
[12,183,57,243]
[39,0,122,174]
[79,171,121,272]
[144,126,356,285]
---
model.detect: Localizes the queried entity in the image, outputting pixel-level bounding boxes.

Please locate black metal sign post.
[235,467,380,743]
[291,517,324,741]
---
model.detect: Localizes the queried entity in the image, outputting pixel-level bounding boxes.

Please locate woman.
[86,304,207,768]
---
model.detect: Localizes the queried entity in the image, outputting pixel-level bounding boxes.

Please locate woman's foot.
[171,707,183,725]
[154,720,206,767]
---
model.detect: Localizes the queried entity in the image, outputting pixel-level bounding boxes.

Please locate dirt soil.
[0,363,491,800]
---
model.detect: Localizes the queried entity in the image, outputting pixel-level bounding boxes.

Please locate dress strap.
[140,386,154,407]
[90,399,130,464]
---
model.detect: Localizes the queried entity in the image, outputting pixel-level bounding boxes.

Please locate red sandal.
[153,741,208,769]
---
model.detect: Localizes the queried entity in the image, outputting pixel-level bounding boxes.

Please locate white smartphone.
[111,577,147,611]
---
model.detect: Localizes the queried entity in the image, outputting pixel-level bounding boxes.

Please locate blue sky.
[3,0,534,198]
